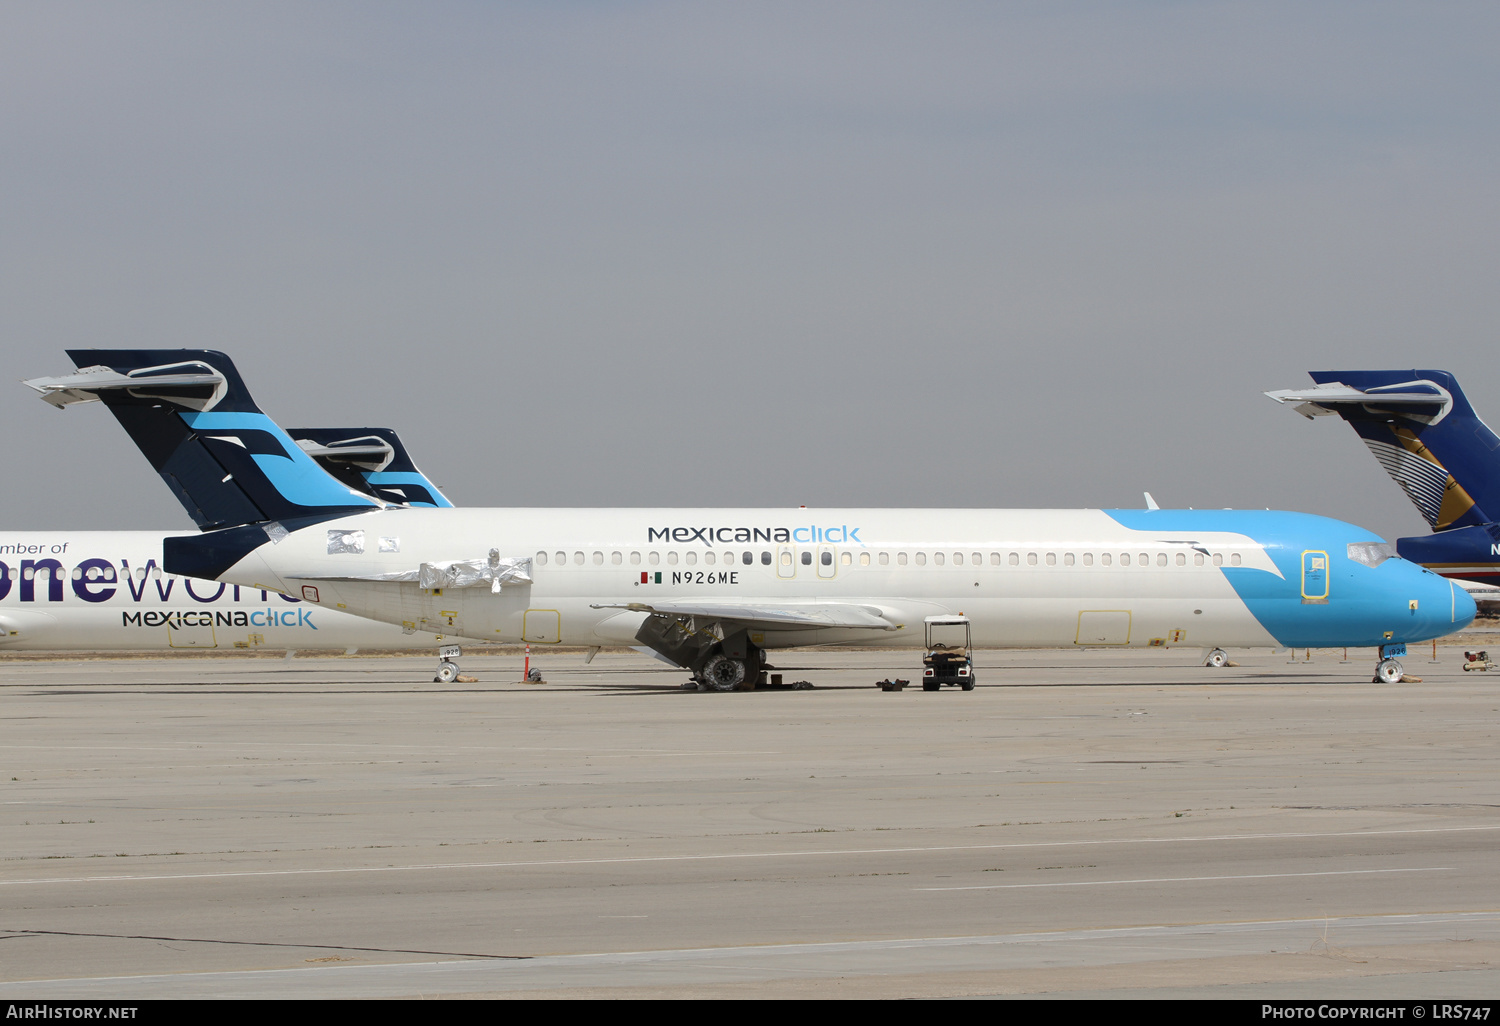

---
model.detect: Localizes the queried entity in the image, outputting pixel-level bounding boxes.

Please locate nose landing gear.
[434,644,471,684]
[1373,644,1415,684]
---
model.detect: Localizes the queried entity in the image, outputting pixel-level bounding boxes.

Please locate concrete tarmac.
[2,641,1499,999]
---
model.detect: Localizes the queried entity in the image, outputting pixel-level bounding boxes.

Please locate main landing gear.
[697,647,765,692]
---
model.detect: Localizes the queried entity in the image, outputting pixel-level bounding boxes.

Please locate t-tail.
[1266,369,1500,581]
[287,427,453,508]
[25,350,390,580]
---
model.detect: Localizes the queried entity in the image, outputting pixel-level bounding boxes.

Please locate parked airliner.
[27,351,1474,685]
[0,427,455,653]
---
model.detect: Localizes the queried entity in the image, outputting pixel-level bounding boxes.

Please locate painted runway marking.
[4,911,1500,991]
[917,867,1452,891]
[3,825,1497,888]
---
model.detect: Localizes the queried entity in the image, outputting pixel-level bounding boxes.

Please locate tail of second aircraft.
[1267,369,1500,580]
[287,427,453,508]
[26,350,384,532]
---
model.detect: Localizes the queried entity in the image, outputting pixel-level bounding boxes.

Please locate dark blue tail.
[1307,369,1500,531]
[286,427,453,508]
[35,350,382,531]
[1302,370,1500,580]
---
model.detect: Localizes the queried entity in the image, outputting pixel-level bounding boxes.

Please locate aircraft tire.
[701,653,748,692]
[1376,658,1404,684]
[435,661,459,684]
[1206,649,1229,668]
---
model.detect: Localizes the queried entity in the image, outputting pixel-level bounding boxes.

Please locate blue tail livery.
[287,427,453,508]
[1266,370,1500,581]
[25,350,383,533]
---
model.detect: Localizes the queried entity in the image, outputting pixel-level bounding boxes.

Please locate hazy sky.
[3,2,1498,542]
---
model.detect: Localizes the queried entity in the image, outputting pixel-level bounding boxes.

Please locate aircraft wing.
[589,600,902,631]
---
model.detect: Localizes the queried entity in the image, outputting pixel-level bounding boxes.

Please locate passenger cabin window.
[685,551,697,565]
[1156,553,1167,566]
[667,552,679,565]
[631,552,641,565]
[934,552,945,566]
[915,552,927,565]
[1064,553,1075,566]
[841,552,852,566]
[859,552,870,566]
[1194,553,1204,566]
[761,551,771,564]
[649,551,660,565]
[821,551,833,566]
[879,552,889,565]
[1212,553,1223,566]
[1231,552,1242,566]
[1101,553,1112,566]
[1175,552,1185,566]
[704,552,716,565]
[1027,552,1037,566]
[801,551,812,565]
[574,551,585,565]
[536,551,548,566]
[1120,553,1131,566]
[1046,553,1056,565]
[781,552,793,567]
[1009,552,1019,566]
[898,552,908,565]
[990,553,1000,565]
[1083,553,1093,566]
[556,551,566,565]
[611,552,622,565]
[592,551,604,565]
[743,551,754,565]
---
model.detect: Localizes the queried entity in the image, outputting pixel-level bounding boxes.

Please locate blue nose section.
[1390,561,1475,643]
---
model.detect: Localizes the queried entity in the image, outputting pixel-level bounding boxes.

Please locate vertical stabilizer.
[25,350,382,531]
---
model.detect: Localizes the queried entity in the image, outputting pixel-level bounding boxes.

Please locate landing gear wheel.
[700,653,748,692]
[1376,658,1404,684]
[435,660,459,684]
[1205,649,1229,668]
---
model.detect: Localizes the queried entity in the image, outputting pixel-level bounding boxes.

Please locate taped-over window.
[328,530,364,554]
[1347,542,1397,567]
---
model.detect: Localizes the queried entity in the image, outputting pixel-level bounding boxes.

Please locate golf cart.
[923,615,975,691]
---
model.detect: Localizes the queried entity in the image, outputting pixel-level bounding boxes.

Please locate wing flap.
[589,600,901,631]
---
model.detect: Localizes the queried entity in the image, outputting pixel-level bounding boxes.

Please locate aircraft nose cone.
[1408,570,1474,639]
[1452,579,1478,630]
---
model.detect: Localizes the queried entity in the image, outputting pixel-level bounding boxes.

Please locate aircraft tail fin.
[25,350,383,531]
[1267,369,1500,532]
[286,427,453,508]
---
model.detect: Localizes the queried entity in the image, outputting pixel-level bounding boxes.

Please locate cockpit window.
[1348,542,1398,567]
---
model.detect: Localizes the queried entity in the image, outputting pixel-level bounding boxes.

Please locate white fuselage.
[0,531,444,651]
[211,506,1470,653]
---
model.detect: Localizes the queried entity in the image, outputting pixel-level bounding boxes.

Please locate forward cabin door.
[1301,550,1330,604]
